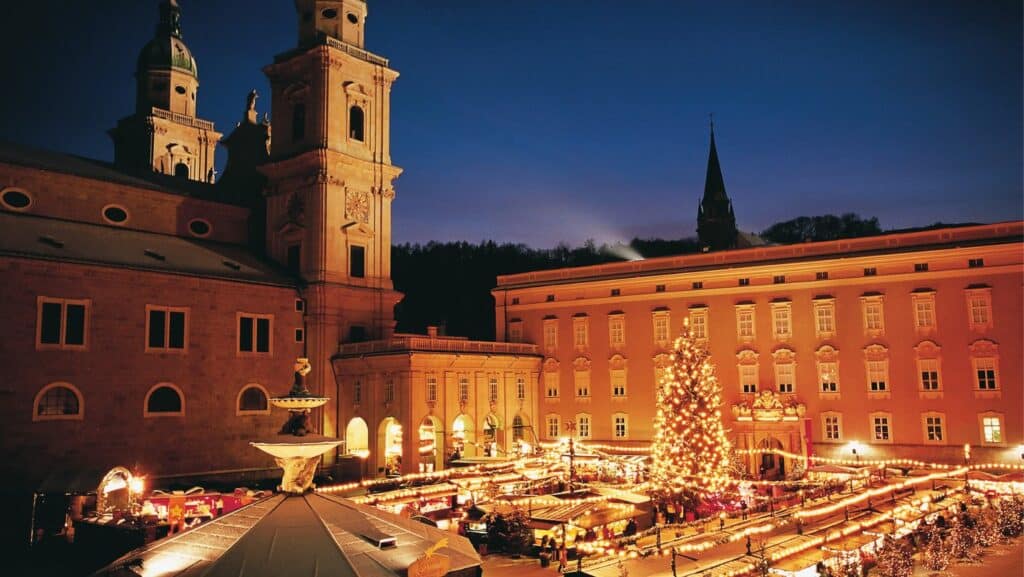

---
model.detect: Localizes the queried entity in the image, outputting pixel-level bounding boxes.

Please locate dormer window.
[349,106,365,141]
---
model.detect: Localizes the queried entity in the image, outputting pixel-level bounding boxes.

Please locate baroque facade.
[493,222,1024,477]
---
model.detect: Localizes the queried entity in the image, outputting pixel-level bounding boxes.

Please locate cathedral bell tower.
[696,121,738,251]
[260,0,402,441]
[109,0,221,182]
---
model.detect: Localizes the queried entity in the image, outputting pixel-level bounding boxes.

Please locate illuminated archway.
[345,417,369,458]
[758,436,786,480]
[418,416,443,473]
[377,417,403,476]
[451,414,474,459]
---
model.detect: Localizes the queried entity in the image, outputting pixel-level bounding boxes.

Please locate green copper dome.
[136,0,197,77]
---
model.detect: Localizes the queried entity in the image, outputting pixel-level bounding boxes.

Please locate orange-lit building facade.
[494,222,1024,475]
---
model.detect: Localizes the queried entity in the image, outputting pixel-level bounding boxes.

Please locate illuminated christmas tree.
[874,535,913,577]
[650,318,733,502]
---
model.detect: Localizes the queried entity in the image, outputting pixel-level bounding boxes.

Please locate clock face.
[346,190,370,223]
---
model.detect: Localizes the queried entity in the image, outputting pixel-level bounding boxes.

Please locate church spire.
[157,0,182,38]
[696,118,738,251]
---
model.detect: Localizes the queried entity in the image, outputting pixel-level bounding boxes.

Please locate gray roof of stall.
[0,212,296,287]
[92,492,482,577]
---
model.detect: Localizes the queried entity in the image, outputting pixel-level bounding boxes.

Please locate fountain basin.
[268,396,329,410]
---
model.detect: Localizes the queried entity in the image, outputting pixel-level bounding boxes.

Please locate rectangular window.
[614,415,627,439]
[349,325,367,343]
[653,312,670,344]
[292,103,305,141]
[238,313,272,354]
[815,302,836,337]
[508,322,523,343]
[349,245,366,278]
[546,294,555,302]
[968,258,984,268]
[975,358,997,390]
[924,415,943,442]
[37,297,89,349]
[914,296,936,329]
[511,297,520,305]
[773,275,785,284]
[914,263,929,272]
[967,290,992,330]
[384,380,395,403]
[577,415,591,439]
[872,415,891,442]
[867,360,888,391]
[816,271,829,281]
[353,380,362,403]
[824,415,842,441]
[982,416,1003,444]
[287,244,301,275]
[575,371,591,398]
[610,288,620,296]
[426,375,437,403]
[863,300,884,334]
[690,308,708,340]
[516,376,526,400]
[740,365,758,394]
[459,377,470,402]
[739,278,750,287]
[545,372,559,398]
[611,370,626,397]
[295,299,305,312]
[919,359,940,391]
[737,308,755,339]
[295,328,304,342]
[656,284,666,293]
[573,317,589,350]
[692,281,703,290]
[819,362,838,393]
[543,320,558,354]
[772,305,792,340]
[547,416,560,438]
[608,315,625,348]
[775,363,795,393]
[863,267,877,276]
[146,306,188,351]
[489,377,499,402]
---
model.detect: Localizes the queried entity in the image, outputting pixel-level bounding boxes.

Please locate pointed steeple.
[696,117,738,251]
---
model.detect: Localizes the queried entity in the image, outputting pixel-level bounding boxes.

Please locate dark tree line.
[392,214,887,340]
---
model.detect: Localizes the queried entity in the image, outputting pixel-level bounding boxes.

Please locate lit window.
[426,375,437,403]
[37,297,89,350]
[608,314,625,348]
[965,288,992,331]
[237,385,269,414]
[775,363,795,393]
[771,303,792,340]
[736,305,755,340]
[867,360,888,392]
[871,414,891,442]
[611,369,627,397]
[819,361,839,393]
[543,318,558,354]
[981,415,1003,444]
[459,376,470,402]
[823,414,842,441]
[33,383,83,421]
[573,316,589,350]
[739,364,758,394]
[689,308,708,340]
[547,415,560,438]
[576,414,591,439]
[653,312,670,345]
[238,313,272,354]
[545,370,559,398]
[613,414,628,439]
[516,376,526,400]
[489,377,499,402]
[575,369,591,398]
[912,292,936,331]
[513,415,525,442]
[146,306,188,352]
[813,299,836,338]
[923,414,944,443]
[860,295,885,336]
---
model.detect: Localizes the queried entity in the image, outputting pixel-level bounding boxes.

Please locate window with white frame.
[545,369,559,398]
[912,292,936,331]
[611,369,627,397]
[974,358,998,390]
[813,299,836,338]
[573,316,589,350]
[576,414,591,439]
[238,313,273,354]
[426,375,437,402]
[384,380,395,403]
[871,413,892,443]
[37,297,89,350]
[980,414,1004,444]
[237,384,270,415]
[739,364,758,394]
[653,311,670,346]
[736,305,755,340]
[861,295,885,336]
[146,306,188,352]
[867,360,888,392]
[689,307,708,340]
[459,376,470,402]
[771,302,792,340]
[965,287,992,331]
[516,375,526,400]
[822,413,842,441]
[922,413,945,443]
[608,314,625,348]
[508,320,523,343]
[575,369,591,398]
[145,383,185,417]
[918,358,940,391]
[819,361,839,393]
[613,413,628,439]
[33,383,83,421]
[488,376,499,402]
[775,363,795,393]
[543,318,558,354]
[547,415,560,438]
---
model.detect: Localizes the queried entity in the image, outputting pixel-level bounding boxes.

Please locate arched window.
[33,383,83,421]
[237,384,269,415]
[346,417,369,457]
[349,105,364,141]
[292,103,306,141]
[174,162,189,179]
[145,383,184,417]
[512,415,525,442]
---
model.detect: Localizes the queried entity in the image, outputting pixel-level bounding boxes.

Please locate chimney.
[426,326,438,338]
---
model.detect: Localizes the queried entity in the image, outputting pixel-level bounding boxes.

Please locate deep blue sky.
[1,1,1020,247]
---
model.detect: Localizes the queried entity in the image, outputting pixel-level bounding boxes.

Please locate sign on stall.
[408,539,450,577]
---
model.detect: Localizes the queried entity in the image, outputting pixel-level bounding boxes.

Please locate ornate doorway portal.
[731,390,808,480]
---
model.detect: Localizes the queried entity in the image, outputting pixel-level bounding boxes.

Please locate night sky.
[1,1,1020,247]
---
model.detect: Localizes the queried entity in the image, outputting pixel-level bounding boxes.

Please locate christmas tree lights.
[649,318,733,503]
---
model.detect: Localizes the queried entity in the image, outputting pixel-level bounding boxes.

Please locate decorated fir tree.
[874,535,913,577]
[650,318,733,502]
[922,523,950,571]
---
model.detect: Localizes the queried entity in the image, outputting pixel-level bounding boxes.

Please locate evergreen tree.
[650,319,733,502]
[948,517,979,561]
[923,523,950,571]
[874,535,913,577]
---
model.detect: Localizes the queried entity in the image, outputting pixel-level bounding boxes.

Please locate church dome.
[137,35,197,77]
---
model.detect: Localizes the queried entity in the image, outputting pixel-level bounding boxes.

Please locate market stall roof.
[822,531,879,553]
[771,547,826,572]
[91,492,480,577]
[37,466,126,494]
[592,486,650,505]
[807,464,861,475]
